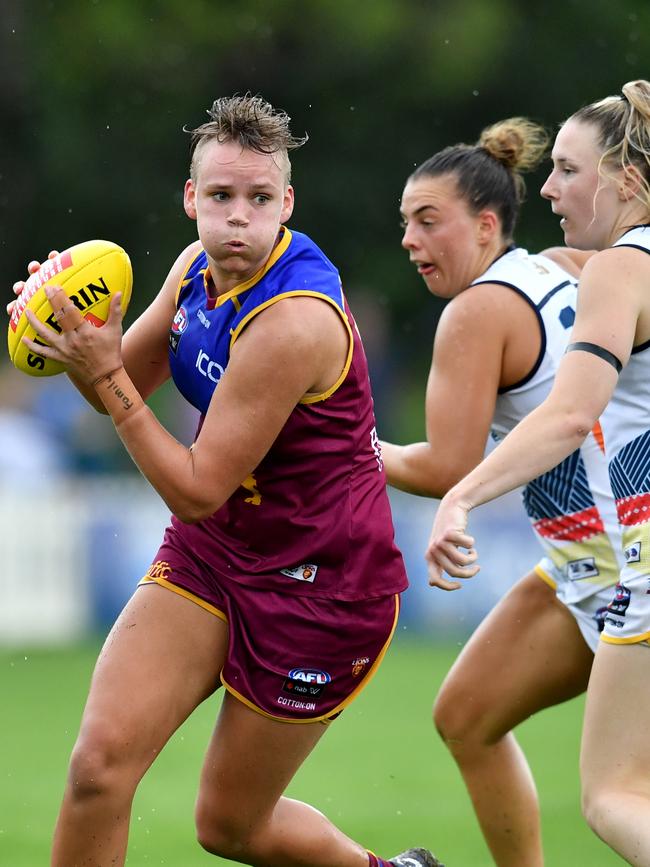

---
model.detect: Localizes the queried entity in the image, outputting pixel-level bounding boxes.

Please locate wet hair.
[410,118,549,239]
[185,94,308,184]
[569,79,650,210]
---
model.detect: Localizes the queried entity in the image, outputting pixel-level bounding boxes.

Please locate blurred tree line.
[1,0,648,470]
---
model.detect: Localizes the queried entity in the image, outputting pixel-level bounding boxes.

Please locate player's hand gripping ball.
[8,239,132,376]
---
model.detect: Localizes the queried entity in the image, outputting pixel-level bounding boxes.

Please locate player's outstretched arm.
[426,249,640,586]
[381,283,523,499]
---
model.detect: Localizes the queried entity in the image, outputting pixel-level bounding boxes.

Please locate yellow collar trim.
[211,226,293,308]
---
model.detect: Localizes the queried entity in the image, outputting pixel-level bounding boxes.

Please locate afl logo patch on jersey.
[169,305,189,355]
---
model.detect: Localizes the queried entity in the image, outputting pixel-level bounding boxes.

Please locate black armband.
[566,341,623,373]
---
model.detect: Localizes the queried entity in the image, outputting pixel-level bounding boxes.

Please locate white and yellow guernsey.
[596,225,650,642]
[471,246,623,630]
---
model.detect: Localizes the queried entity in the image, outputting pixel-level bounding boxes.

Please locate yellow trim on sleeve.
[534,563,557,590]
[229,290,354,404]
[138,574,228,622]
[174,248,205,307]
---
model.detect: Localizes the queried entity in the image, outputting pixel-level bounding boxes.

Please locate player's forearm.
[445,404,591,513]
[93,367,225,522]
[380,440,461,499]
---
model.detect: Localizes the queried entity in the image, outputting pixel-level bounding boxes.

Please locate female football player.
[14,95,441,867]
[381,116,621,866]
[427,80,650,864]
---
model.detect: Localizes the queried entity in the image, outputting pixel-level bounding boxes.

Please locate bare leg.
[581,641,650,865]
[51,584,228,867]
[195,691,370,866]
[433,572,593,867]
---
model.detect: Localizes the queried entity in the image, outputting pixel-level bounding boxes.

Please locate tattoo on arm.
[94,367,145,424]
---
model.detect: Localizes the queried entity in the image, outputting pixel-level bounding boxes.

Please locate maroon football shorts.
[139,532,400,723]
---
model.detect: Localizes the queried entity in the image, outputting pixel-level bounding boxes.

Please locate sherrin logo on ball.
[7,239,132,377]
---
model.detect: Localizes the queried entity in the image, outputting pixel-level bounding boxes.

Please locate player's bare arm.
[426,250,646,584]
[119,242,203,395]
[570,246,650,355]
[25,292,348,523]
[381,283,538,498]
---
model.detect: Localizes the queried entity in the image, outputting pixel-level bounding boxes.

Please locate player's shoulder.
[584,243,650,280]
[283,228,339,275]
[580,244,650,308]
[435,281,517,352]
[175,239,205,275]
[156,240,204,305]
[539,246,596,277]
[256,291,342,337]
[447,277,527,320]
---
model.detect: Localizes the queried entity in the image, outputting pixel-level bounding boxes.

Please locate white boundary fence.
[0,479,538,645]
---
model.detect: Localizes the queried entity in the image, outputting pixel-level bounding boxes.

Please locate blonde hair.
[571,79,650,209]
[411,117,549,239]
[186,94,308,184]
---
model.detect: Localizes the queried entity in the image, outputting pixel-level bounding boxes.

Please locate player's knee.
[195,800,253,859]
[433,679,483,748]
[581,780,612,835]
[66,724,138,801]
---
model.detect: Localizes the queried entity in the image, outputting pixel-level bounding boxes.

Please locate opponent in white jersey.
[381,118,619,867]
[596,225,650,643]
[476,247,622,626]
[428,82,650,864]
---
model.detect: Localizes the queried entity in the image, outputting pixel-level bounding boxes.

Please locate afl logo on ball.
[169,306,188,354]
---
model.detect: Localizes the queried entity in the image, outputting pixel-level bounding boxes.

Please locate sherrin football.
[8,239,132,377]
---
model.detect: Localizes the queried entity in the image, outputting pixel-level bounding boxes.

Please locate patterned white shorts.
[535,559,617,652]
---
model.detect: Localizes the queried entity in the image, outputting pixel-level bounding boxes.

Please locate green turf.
[1,637,621,866]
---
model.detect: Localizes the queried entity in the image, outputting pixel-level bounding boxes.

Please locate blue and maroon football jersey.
[166,226,407,601]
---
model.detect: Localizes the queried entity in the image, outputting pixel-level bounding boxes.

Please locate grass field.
[1,636,622,866]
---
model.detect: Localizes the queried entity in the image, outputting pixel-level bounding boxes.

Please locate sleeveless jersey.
[598,226,650,570]
[165,226,407,601]
[472,247,623,603]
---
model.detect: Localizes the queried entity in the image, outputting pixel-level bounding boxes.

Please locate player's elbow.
[173,496,222,524]
[561,408,599,448]
[171,482,227,523]
[413,460,478,499]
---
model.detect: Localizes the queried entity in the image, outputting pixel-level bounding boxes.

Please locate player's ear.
[280,185,295,224]
[619,164,643,201]
[476,209,499,244]
[184,179,197,220]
